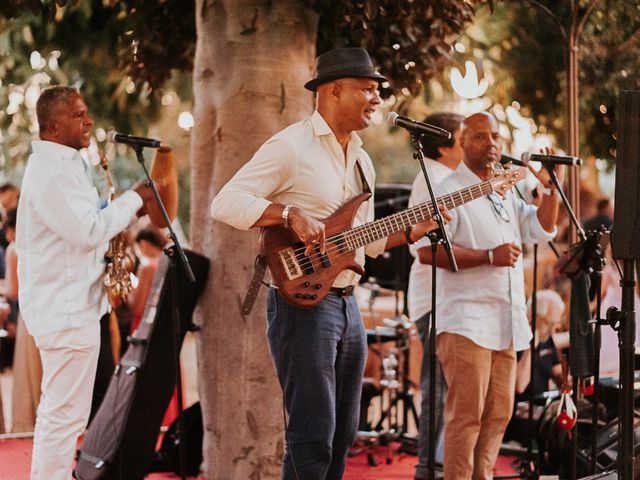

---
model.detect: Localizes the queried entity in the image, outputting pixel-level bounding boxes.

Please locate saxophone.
[100,152,138,307]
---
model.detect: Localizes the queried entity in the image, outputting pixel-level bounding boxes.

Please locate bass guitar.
[260,167,525,308]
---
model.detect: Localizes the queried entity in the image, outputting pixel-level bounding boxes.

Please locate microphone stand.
[545,164,585,480]
[549,165,615,478]
[133,144,196,480]
[410,133,458,480]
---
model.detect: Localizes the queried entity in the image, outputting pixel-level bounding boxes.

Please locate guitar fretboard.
[336,180,494,251]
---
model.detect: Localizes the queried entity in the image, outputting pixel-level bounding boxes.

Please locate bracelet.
[487,249,494,265]
[404,227,416,245]
[282,204,293,228]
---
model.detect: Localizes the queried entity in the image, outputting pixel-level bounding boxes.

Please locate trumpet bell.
[148,146,179,227]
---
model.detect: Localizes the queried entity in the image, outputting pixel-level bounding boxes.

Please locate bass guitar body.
[259,193,371,309]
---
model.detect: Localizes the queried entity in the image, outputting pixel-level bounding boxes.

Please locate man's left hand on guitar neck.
[385,205,452,250]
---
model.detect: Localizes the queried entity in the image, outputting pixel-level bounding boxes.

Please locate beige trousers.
[31,322,100,480]
[437,332,516,480]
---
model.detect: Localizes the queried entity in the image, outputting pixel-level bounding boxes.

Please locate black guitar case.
[74,249,209,480]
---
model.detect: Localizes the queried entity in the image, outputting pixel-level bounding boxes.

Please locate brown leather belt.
[329,285,355,297]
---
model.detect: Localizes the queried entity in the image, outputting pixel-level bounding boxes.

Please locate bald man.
[211,48,446,480]
[426,112,561,478]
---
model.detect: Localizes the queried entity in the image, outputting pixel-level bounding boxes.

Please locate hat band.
[317,64,381,77]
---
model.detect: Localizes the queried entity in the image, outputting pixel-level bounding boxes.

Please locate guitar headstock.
[489,166,526,196]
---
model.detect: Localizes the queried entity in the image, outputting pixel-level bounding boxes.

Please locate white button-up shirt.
[435,162,555,351]
[406,158,454,321]
[210,110,386,287]
[16,140,142,337]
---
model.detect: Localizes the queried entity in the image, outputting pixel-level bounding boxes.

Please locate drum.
[537,397,609,477]
[366,327,399,345]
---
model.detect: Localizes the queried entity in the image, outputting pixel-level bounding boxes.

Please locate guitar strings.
[288,177,508,271]
[290,190,469,269]
[290,199,442,270]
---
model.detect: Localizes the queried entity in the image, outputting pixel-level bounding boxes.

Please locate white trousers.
[31,322,100,480]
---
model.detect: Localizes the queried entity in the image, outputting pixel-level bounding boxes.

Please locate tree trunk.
[190,1,318,478]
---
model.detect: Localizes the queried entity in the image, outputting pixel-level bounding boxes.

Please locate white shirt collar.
[31,140,81,160]
[310,110,363,150]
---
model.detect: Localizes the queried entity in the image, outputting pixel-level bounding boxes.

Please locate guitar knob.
[294,293,302,299]
[310,294,318,300]
[303,282,310,288]
[303,294,311,299]
[314,283,322,289]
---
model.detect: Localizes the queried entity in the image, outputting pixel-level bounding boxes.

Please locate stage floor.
[0,436,519,479]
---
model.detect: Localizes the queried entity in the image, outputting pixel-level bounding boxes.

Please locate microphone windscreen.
[385,112,399,126]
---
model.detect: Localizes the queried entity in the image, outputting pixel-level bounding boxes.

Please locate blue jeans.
[266,288,366,480]
[415,312,447,477]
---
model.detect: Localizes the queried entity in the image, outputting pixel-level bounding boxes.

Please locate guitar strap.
[241,158,371,315]
[241,255,268,315]
[355,157,372,194]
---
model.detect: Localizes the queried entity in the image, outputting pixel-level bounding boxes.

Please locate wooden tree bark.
[190,1,318,478]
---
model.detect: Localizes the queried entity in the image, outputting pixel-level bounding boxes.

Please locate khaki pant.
[437,332,516,479]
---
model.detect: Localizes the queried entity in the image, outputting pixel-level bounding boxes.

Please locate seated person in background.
[505,289,566,443]
[128,227,166,333]
[583,197,613,232]
[515,289,566,400]
[2,208,43,433]
[598,256,640,377]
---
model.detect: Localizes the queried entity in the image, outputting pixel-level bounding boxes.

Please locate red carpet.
[0,437,518,479]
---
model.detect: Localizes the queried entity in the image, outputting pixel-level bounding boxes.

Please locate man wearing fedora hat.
[211,47,447,479]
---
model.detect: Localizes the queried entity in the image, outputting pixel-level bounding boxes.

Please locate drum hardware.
[351,314,420,466]
[372,315,420,458]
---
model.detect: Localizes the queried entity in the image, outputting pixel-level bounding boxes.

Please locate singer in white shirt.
[16,86,150,480]
[428,112,560,479]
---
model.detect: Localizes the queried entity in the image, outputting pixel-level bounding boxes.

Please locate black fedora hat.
[304,47,388,92]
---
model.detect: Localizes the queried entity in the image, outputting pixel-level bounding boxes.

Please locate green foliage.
[498,0,640,161]
[0,1,159,168]
[0,0,194,162]
[310,0,480,100]
[0,0,194,224]
[118,0,195,91]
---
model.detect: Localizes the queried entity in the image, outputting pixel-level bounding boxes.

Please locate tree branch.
[519,0,568,43]
[576,0,598,39]
[612,27,640,56]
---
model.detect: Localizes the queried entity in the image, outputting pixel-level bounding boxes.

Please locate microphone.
[385,112,452,139]
[499,152,582,167]
[107,131,161,149]
[521,152,581,166]
[499,153,525,166]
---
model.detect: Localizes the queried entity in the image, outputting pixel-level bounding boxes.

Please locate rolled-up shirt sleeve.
[514,197,557,244]
[210,139,297,230]
[36,170,141,250]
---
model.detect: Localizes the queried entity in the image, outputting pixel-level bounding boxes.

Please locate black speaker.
[74,250,209,480]
[579,472,618,479]
[150,402,203,476]
[611,90,640,260]
[576,417,640,479]
[362,183,413,292]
